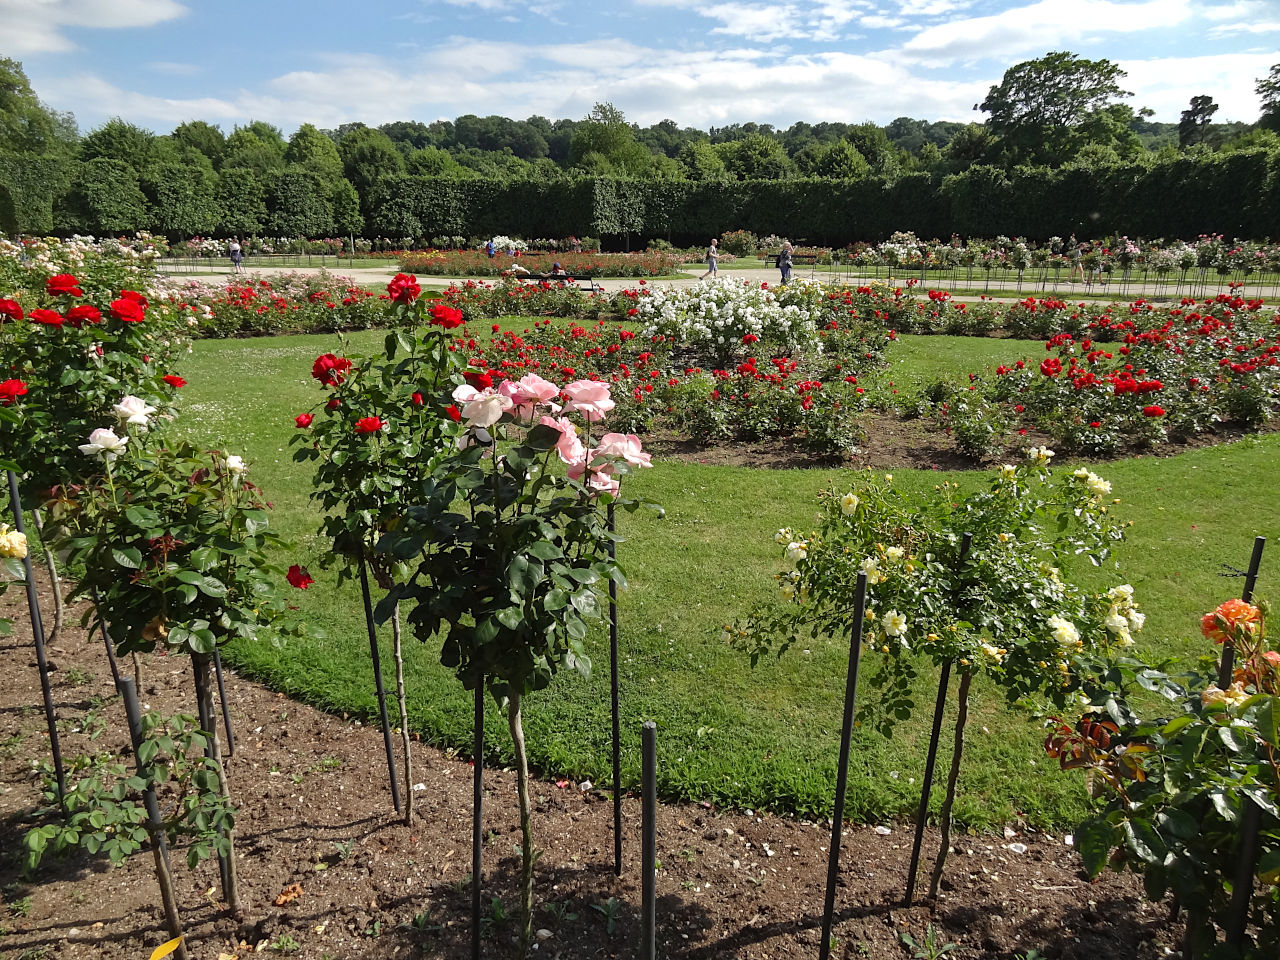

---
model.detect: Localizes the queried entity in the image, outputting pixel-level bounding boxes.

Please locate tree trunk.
[392,602,413,827]
[30,509,65,646]
[193,652,247,919]
[928,670,973,901]
[507,692,534,953]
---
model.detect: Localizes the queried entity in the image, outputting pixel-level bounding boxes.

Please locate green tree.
[845,122,901,177]
[717,133,794,180]
[405,146,465,177]
[170,120,226,167]
[978,51,1132,165]
[142,161,218,237]
[214,167,268,236]
[268,170,333,236]
[79,118,157,171]
[678,140,728,181]
[809,139,870,179]
[61,157,149,233]
[329,177,363,235]
[338,127,405,213]
[569,102,652,176]
[1178,95,1219,149]
[284,123,344,182]
[1257,63,1280,131]
[222,122,287,178]
[0,57,77,156]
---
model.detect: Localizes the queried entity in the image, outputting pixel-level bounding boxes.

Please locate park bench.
[509,273,602,293]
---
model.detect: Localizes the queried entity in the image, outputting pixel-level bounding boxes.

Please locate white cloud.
[901,0,1193,64]
[0,0,187,54]
[1199,0,1269,20]
[1207,19,1280,37]
[1118,51,1274,121]
[148,61,203,76]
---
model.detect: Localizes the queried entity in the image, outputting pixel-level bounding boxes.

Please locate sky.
[3,0,1278,137]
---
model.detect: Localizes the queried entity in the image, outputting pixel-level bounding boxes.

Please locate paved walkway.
[156,262,1265,304]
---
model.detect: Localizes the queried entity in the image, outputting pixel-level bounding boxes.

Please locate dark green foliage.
[268,170,334,237]
[60,157,148,234]
[215,166,268,236]
[0,150,63,232]
[142,160,218,237]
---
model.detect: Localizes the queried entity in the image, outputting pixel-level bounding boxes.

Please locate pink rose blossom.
[568,459,620,497]
[539,415,585,464]
[595,433,651,468]
[561,379,615,422]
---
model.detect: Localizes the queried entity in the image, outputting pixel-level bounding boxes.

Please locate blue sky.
[4,0,1278,136]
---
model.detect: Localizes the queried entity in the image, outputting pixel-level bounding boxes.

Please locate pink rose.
[538,415,585,464]
[595,433,651,468]
[516,374,561,404]
[568,459,620,497]
[461,392,512,428]
[561,379,614,422]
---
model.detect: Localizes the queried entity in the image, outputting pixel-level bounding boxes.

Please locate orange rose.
[1201,598,1262,645]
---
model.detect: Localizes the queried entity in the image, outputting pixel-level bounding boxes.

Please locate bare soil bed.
[0,580,1181,960]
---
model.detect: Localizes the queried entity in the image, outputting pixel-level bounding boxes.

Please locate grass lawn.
[169,324,1280,831]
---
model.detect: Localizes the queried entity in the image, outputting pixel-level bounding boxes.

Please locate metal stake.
[819,572,868,960]
[608,500,622,876]
[641,720,657,960]
[8,470,65,807]
[1217,536,1266,688]
[905,531,972,905]
[117,677,189,960]
[358,554,402,813]
[472,683,484,960]
[212,647,236,757]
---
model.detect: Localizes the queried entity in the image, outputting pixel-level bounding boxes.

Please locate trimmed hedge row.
[3,148,1279,244]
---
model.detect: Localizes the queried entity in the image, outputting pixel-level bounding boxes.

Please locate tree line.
[1,53,1278,243]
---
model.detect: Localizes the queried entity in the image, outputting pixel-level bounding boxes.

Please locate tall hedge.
[0,151,63,233]
[142,161,218,237]
[268,170,333,237]
[58,157,148,234]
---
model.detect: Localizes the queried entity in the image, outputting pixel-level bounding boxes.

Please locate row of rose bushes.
[928,293,1280,458]
[399,249,681,277]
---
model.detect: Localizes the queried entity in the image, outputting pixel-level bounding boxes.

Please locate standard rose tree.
[381,370,656,951]
[289,274,470,824]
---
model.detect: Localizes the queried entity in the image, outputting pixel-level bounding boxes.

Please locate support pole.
[8,470,65,807]
[212,647,236,757]
[91,588,121,687]
[472,683,484,960]
[905,531,972,906]
[1224,536,1267,950]
[640,720,657,960]
[192,656,231,901]
[357,555,402,813]
[819,572,868,960]
[608,500,622,876]
[117,677,189,960]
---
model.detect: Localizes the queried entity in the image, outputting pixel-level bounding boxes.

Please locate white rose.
[785,541,807,563]
[840,493,859,516]
[113,395,157,427]
[79,428,128,461]
[225,454,247,475]
[1048,614,1079,647]
[882,610,907,638]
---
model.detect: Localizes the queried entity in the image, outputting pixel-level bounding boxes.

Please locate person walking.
[778,241,793,285]
[228,236,244,276]
[699,238,719,281]
[1068,234,1085,284]
[485,238,495,259]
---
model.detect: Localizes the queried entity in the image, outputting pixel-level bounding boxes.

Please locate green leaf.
[544,589,567,612]
[1122,819,1161,864]
[526,541,563,562]
[125,505,160,528]
[242,509,269,534]
[1254,696,1279,748]
[1075,818,1116,877]
[1159,715,1195,737]
[112,547,143,570]
[507,555,544,596]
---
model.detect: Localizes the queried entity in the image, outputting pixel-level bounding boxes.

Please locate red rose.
[119,289,149,308]
[1039,357,1062,376]
[162,374,186,388]
[46,274,83,298]
[411,392,424,406]
[295,412,314,428]
[445,404,461,421]
[742,333,759,344]
[429,302,465,329]
[0,379,28,405]
[463,369,493,390]
[65,305,102,328]
[110,298,145,323]
[355,416,384,434]
[286,564,315,589]
[311,353,353,386]
[28,308,64,327]
[1142,405,1165,417]
[0,299,24,320]
[387,272,421,304]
